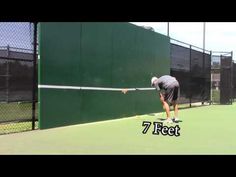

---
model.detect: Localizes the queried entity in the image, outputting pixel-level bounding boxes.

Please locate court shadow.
[156,118,166,121]
[147,113,156,116]
[173,120,183,123]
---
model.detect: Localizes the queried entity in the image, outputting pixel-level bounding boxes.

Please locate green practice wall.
[39,22,170,129]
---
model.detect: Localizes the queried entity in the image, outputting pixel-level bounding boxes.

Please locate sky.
[0,22,34,50]
[131,22,236,61]
[0,22,236,61]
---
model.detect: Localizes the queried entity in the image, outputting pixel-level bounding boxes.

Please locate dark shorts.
[164,83,180,104]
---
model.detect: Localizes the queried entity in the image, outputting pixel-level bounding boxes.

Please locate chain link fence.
[170,38,234,107]
[0,22,38,135]
[170,38,211,107]
[233,61,236,101]
[211,52,233,105]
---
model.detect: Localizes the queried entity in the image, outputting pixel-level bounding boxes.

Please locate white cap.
[151,77,158,86]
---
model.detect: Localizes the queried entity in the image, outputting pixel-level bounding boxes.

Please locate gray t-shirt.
[154,75,179,91]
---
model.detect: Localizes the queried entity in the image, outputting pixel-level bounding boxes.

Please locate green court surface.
[0,103,236,154]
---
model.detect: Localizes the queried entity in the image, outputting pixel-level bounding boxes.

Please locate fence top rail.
[0,56,34,62]
[211,51,231,53]
[170,38,211,53]
[0,46,34,52]
[211,51,232,55]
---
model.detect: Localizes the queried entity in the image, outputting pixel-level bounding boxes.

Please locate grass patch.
[0,102,38,134]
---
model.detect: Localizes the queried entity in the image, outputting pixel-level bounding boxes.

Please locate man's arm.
[121,89,128,94]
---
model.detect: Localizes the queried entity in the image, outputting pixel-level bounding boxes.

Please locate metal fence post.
[220,54,222,104]
[210,51,212,105]
[202,48,205,105]
[6,45,10,103]
[32,22,37,130]
[231,51,233,104]
[189,45,192,108]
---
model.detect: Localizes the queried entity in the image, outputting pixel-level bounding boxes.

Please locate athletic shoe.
[174,117,180,122]
[163,118,173,124]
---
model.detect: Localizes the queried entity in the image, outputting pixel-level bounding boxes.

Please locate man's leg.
[172,85,180,121]
[160,93,171,119]
[163,101,171,119]
[172,101,179,120]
